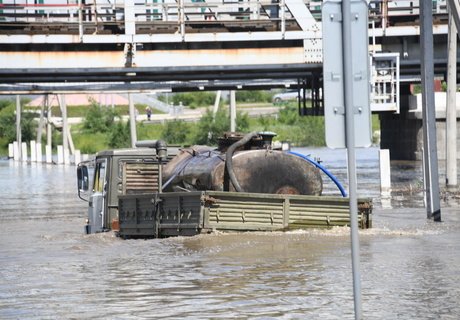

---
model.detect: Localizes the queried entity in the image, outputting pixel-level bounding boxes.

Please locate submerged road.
[1,147,459,319]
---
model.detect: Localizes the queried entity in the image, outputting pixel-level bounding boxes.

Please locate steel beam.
[420,0,442,221]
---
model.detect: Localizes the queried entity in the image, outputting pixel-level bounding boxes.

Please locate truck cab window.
[93,160,107,193]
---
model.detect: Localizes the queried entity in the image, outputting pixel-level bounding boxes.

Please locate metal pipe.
[225,131,258,192]
[342,0,362,318]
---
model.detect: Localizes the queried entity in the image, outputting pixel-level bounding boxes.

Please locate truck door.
[87,158,108,233]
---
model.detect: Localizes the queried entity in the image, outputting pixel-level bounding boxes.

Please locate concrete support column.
[446,9,458,189]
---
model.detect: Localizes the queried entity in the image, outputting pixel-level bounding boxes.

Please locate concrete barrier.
[379,149,391,193]
[57,145,64,164]
[45,145,52,163]
[36,143,43,163]
[21,142,28,162]
[30,141,36,162]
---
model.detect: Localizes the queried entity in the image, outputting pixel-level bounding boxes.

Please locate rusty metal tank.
[162,132,322,195]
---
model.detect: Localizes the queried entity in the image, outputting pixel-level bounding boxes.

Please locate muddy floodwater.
[1,147,459,319]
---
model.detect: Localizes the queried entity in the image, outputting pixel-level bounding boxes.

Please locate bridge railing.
[0,0,302,35]
[0,0,449,36]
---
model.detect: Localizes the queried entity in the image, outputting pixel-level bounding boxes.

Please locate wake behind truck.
[77,132,372,238]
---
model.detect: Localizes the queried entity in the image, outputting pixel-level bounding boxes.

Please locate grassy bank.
[1,98,381,156]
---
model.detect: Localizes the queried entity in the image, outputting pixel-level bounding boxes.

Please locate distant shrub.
[161,120,191,145]
[82,100,119,133]
[236,90,273,103]
[108,121,131,149]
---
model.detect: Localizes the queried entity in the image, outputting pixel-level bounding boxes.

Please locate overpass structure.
[0,0,456,111]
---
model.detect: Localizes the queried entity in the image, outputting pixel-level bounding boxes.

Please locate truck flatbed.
[118,191,372,238]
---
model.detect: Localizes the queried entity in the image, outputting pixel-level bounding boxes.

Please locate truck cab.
[77,141,168,234]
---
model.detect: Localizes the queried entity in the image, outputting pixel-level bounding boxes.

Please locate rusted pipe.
[225,131,258,192]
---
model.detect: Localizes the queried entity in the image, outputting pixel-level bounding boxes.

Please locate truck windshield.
[93,160,107,193]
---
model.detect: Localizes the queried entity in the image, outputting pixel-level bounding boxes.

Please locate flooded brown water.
[1,147,459,319]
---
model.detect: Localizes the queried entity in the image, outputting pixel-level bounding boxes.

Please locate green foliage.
[73,132,107,154]
[167,92,216,109]
[82,100,119,133]
[0,99,37,151]
[194,108,249,145]
[108,121,131,149]
[250,103,325,146]
[161,120,191,145]
[0,105,17,145]
[236,90,273,103]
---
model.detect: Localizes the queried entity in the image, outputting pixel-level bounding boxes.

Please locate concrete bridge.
[1,0,459,160]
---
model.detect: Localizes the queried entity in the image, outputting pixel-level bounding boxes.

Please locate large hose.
[225,131,259,192]
[288,151,347,197]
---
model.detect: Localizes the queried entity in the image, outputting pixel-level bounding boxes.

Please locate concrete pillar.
[30,140,37,162]
[21,142,28,162]
[446,10,458,189]
[58,95,69,154]
[57,145,64,164]
[36,143,43,163]
[45,145,52,163]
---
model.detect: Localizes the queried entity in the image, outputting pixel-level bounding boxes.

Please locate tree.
[194,108,249,145]
[82,99,119,133]
[108,121,131,149]
[161,120,191,145]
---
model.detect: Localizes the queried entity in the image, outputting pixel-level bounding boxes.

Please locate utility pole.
[420,0,442,221]
[342,1,362,318]
[446,6,458,190]
[229,90,236,132]
[16,95,22,161]
[128,93,137,148]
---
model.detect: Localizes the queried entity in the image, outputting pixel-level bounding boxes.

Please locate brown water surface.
[1,148,459,319]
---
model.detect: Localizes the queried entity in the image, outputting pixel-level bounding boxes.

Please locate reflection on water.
[1,149,460,319]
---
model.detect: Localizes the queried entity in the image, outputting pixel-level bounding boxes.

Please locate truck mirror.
[77,165,90,201]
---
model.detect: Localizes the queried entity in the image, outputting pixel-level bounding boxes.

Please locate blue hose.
[287,151,347,197]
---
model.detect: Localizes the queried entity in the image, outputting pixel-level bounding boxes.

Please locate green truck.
[77,133,372,238]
